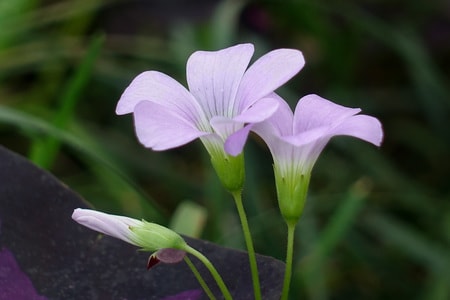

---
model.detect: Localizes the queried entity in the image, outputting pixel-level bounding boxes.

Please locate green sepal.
[129,220,187,252]
[210,151,245,193]
[274,164,311,224]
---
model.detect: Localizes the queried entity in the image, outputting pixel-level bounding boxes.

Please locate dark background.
[1,0,449,299]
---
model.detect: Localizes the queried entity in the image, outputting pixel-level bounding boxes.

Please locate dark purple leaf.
[0,247,47,300]
[0,145,285,299]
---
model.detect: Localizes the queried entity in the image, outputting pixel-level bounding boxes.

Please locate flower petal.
[116,71,204,126]
[236,48,305,113]
[284,94,383,147]
[233,97,279,123]
[134,101,209,151]
[331,114,383,146]
[281,127,330,146]
[252,93,384,176]
[252,94,294,139]
[223,96,282,156]
[72,208,141,246]
[186,44,254,119]
[293,94,360,134]
[224,124,254,156]
[210,116,244,142]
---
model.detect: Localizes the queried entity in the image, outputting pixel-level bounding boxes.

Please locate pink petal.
[286,94,383,146]
[186,44,254,118]
[252,94,294,139]
[72,209,141,245]
[224,96,282,156]
[233,97,279,123]
[236,49,305,112]
[281,127,329,146]
[293,94,361,134]
[224,124,254,156]
[134,101,208,151]
[331,115,383,146]
[116,71,203,125]
[209,116,244,141]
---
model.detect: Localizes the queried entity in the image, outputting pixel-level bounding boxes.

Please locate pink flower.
[227,94,383,222]
[255,94,382,173]
[116,43,304,156]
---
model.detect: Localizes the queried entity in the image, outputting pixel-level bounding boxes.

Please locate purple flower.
[72,209,187,267]
[116,43,304,154]
[228,94,383,222]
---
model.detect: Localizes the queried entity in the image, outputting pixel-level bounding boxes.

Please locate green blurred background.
[1,0,449,299]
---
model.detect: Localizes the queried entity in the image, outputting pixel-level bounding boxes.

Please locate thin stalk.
[184,255,216,300]
[232,191,261,300]
[281,221,296,300]
[184,245,232,300]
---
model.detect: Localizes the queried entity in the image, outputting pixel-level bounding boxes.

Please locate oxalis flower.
[72,208,187,268]
[116,43,304,192]
[226,94,383,223]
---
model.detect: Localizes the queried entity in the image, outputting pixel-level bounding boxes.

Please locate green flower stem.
[184,245,232,300]
[281,221,296,300]
[184,255,216,300]
[232,191,261,300]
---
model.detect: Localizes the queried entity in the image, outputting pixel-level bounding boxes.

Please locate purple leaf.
[0,248,47,300]
[160,289,202,300]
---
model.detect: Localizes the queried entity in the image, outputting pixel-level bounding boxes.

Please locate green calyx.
[201,137,245,193]
[274,164,311,224]
[129,221,187,252]
[210,150,245,193]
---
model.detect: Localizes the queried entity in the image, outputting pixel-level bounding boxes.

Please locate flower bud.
[72,209,187,252]
[129,220,187,251]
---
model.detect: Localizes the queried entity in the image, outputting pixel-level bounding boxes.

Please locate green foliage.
[1,0,449,299]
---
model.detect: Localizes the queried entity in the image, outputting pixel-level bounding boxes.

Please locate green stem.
[232,191,261,300]
[184,255,216,300]
[184,245,232,300]
[281,221,296,300]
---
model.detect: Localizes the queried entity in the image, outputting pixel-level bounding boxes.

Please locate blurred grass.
[29,34,104,168]
[0,0,449,299]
